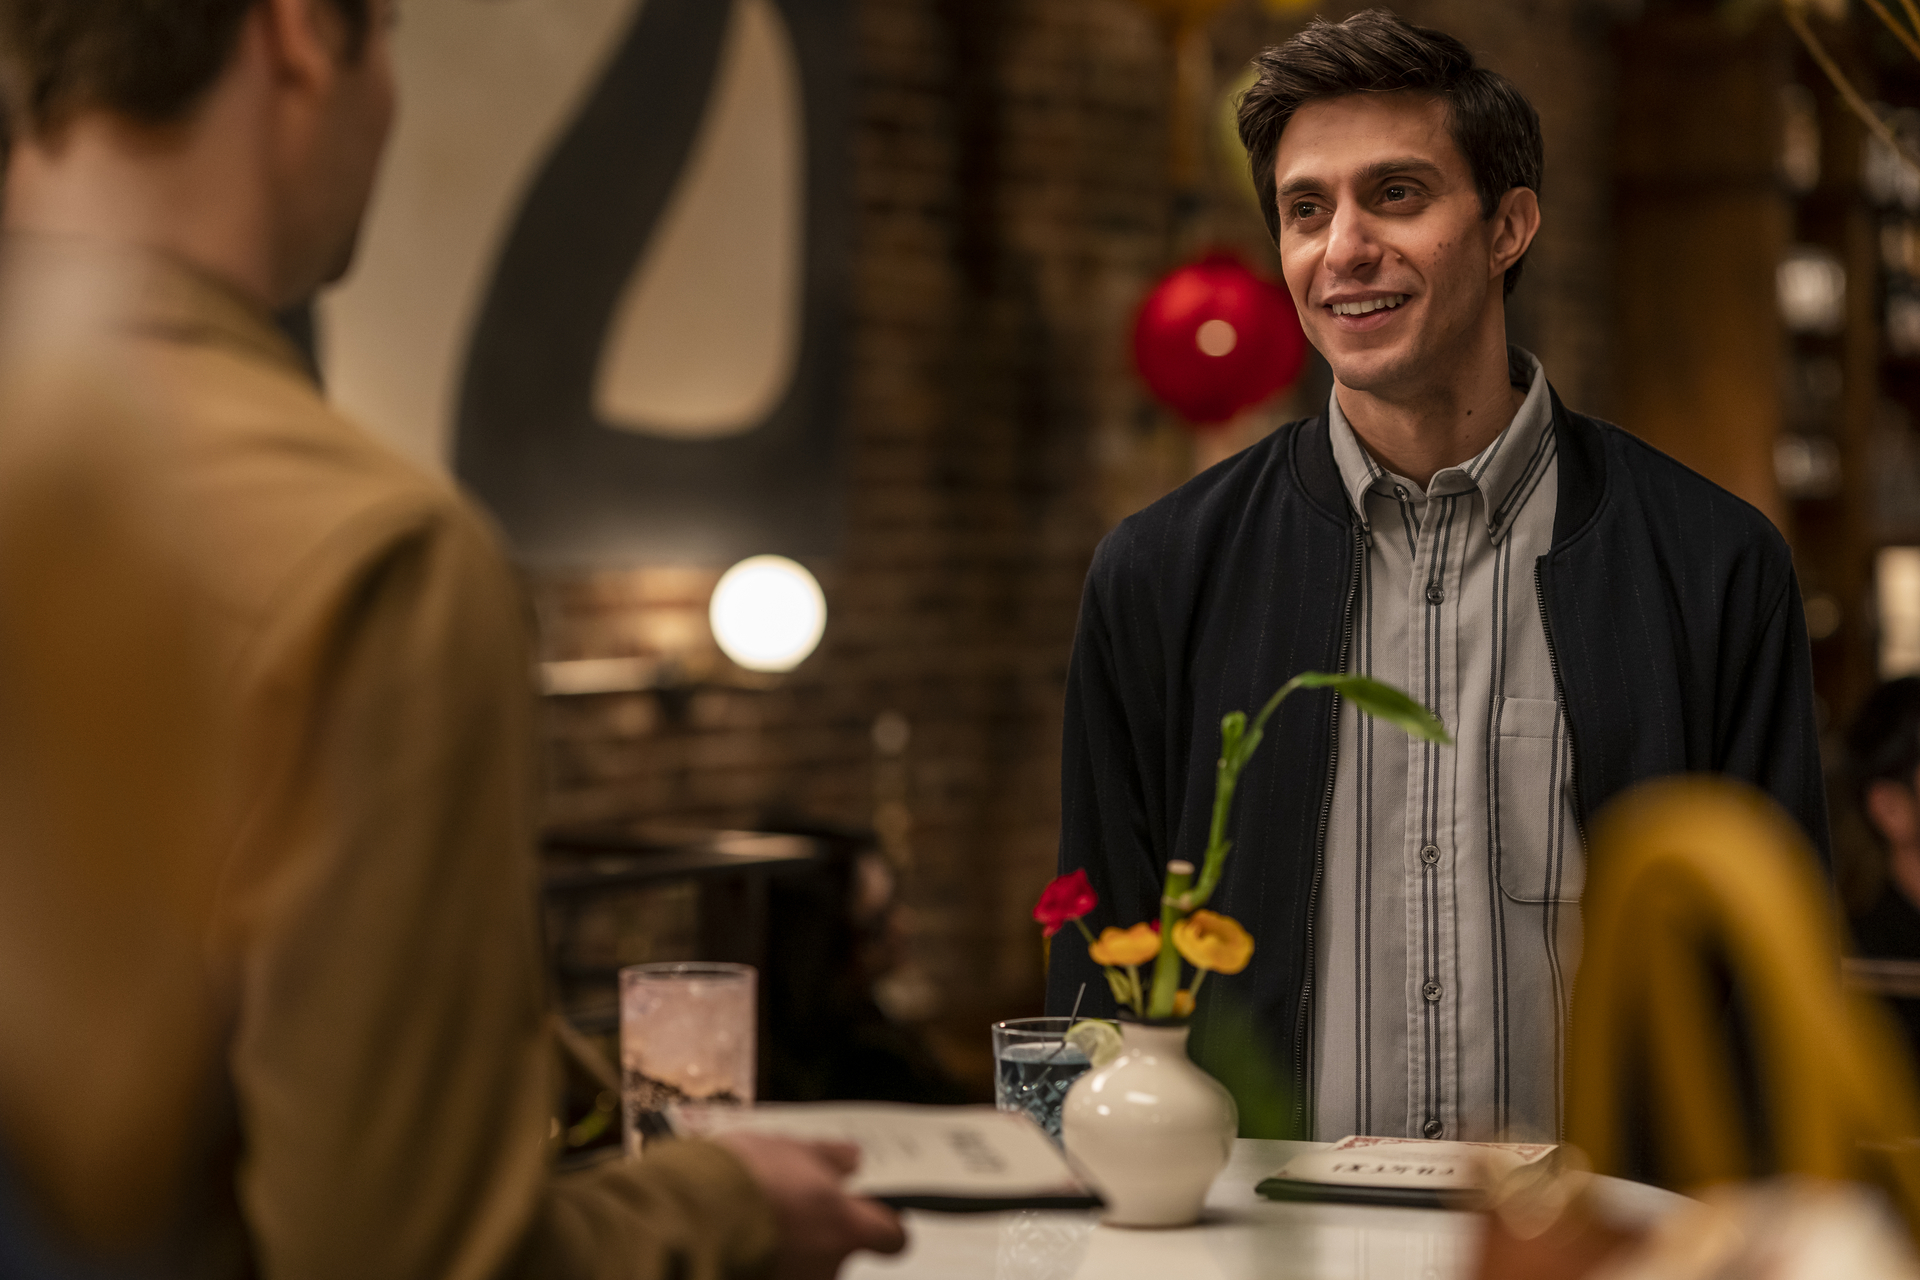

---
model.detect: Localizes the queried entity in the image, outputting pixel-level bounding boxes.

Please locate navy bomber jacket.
[1045,388,1828,1137]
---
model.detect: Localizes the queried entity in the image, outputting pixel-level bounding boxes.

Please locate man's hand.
[713,1131,908,1280]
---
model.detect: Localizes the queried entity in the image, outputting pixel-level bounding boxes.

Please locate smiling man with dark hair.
[1048,9,1826,1143]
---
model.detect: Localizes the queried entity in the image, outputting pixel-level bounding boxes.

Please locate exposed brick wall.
[532,0,1176,1026]
[530,0,1618,1031]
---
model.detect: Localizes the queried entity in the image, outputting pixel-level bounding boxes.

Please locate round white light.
[1195,318,1239,357]
[1777,245,1846,335]
[709,555,826,673]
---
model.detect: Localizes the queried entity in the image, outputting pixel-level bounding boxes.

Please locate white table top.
[845,1139,1685,1280]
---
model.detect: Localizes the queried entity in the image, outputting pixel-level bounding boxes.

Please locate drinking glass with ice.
[620,962,757,1154]
[992,1017,1098,1141]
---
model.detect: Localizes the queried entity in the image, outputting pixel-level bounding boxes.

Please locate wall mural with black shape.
[317,0,848,568]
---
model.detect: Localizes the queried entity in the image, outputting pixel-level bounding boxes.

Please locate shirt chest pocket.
[1492,696,1584,904]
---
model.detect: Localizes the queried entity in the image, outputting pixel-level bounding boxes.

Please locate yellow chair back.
[1568,777,1920,1219]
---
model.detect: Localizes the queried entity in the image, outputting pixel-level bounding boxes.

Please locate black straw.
[1043,982,1087,1062]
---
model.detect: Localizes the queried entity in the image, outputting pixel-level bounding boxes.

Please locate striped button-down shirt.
[1310,347,1583,1144]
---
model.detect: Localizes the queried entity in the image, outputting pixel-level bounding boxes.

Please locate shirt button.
[1425,583,1445,606]
[1394,485,1408,499]
[1423,1118,1444,1139]
[1423,981,1443,1003]
[1421,843,1440,865]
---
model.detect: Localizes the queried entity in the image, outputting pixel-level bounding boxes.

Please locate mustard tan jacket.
[0,236,776,1279]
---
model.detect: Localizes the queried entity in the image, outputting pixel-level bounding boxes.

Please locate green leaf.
[1291,672,1451,744]
[1103,966,1134,1007]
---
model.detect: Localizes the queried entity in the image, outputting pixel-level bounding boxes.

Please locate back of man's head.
[1237,8,1543,296]
[0,0,392,307]
[0,0,369,135]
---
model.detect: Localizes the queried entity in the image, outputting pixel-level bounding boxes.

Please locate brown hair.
[0,0,370,134]
[1236,9,1543,296]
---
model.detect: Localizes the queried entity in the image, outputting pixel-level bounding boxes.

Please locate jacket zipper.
[1293,522,1365,1133]
[1532,562,1586,842]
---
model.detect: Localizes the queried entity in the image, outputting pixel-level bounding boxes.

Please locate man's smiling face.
[1273,91,1514,399]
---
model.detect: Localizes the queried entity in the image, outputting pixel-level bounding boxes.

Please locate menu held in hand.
[668,1102,1102,1212]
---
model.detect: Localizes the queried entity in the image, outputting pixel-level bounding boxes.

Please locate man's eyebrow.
[1276,157,1446,199]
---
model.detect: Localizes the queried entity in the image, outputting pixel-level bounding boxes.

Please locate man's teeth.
[1330,295,1408,316]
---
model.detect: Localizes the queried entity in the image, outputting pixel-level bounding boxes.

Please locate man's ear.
[256,0,346,94]
[1489,186,1541,282]
[1867,779,1920,849]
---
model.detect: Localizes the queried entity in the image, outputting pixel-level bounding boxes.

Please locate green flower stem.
[1188,967,1209,1003]
[1131,672,1444,1023]
[1074,916,1134,1014]
[1186,673,1449,913]
[1188,677,1305,909]
[1125,964,1144,1017]
[1147,861,1195,1019]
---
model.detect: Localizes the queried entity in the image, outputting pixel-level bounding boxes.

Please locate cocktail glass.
[620,962,756,1155]
[992,1016,1091,1142]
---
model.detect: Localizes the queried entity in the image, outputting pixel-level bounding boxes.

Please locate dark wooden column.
[1613,10,1792,533]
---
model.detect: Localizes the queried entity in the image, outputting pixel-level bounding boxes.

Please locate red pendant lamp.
[1131,252,1307,427]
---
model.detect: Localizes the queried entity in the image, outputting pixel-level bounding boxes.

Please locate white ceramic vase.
[1059,1021,1237,1227]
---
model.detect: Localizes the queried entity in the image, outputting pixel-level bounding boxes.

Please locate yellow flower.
[1089,922,1161,967]
[1172,910,1254,974]
[1173,989,1195,1017]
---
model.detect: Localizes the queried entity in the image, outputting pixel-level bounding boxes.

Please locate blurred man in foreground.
[0,0,904,1275]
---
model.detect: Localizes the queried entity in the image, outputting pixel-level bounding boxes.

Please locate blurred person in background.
[1051,9,1825,1144]
[0,0,904,1276]
[1843,676,1920,1063]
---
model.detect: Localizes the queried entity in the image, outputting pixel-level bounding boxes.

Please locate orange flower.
[1173,989,1195,1017]
[1172,910,1254,974]
[1088,922,1161,967]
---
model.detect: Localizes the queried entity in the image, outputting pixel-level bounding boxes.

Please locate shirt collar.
[1327,346,1553,541]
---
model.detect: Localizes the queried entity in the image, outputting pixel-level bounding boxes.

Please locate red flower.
[1033,870,1097,938]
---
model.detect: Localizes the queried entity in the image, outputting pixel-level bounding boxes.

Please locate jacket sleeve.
[221,500,776,1280]
[1714,564,1832,861]
[512,1142,778,1280]
[1048,536,1173,1016]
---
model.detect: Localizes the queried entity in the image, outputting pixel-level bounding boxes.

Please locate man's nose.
[1323,205,1381,280]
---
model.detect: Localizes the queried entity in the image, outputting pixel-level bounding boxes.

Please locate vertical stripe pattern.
[1311,347,1584,1144]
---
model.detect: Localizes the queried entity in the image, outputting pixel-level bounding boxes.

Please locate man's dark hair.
[1236,8,1543,297]
[0,0,369,135]
[1847,677,1920,846]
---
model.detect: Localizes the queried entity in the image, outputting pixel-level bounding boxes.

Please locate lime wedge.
[1065,1019,1124,1068]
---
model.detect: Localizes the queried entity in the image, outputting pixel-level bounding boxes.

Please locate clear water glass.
[992,1016,1091,1142]
[620,962,756,1155]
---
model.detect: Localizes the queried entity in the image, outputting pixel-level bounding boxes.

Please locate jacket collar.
[0,232,309,383]
[1291,401,1347,528]
[1545,384,1604,547]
